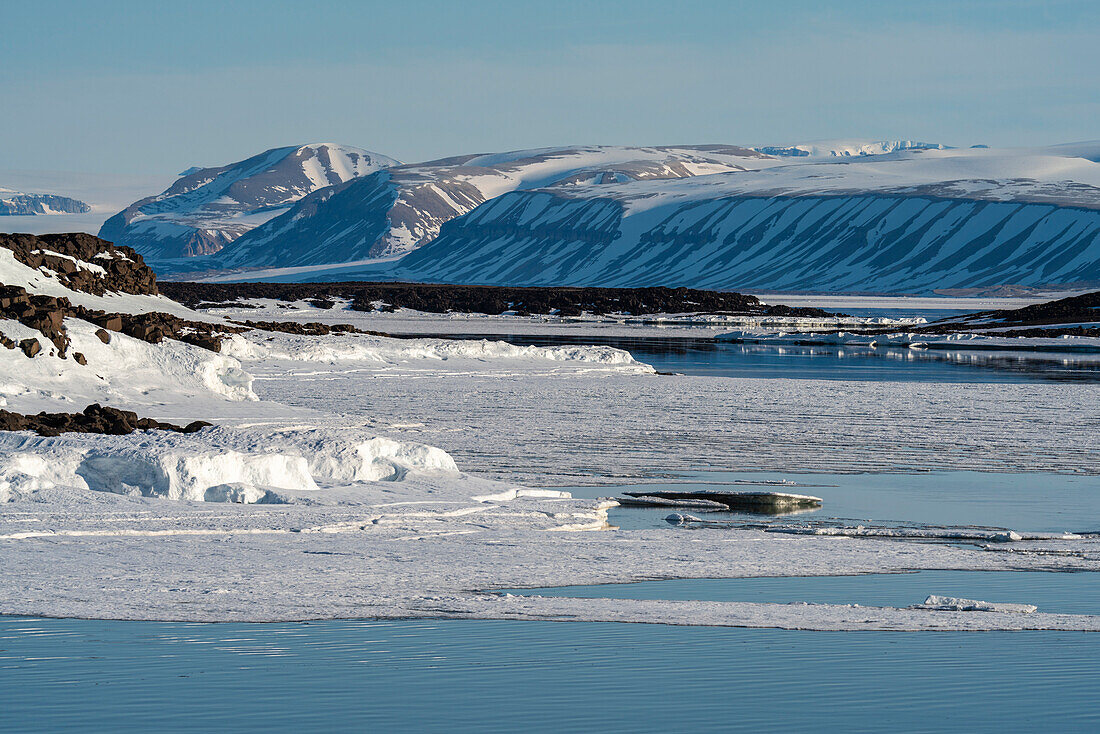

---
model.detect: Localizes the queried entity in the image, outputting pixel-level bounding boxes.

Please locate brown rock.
[73,352,87,365]
[0,233,158,296]
[19,338,41,357]
[95,328,111,344]
[0,404,209,436]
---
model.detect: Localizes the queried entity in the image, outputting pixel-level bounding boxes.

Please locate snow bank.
[76,447,318,501]
[0,425,461,503]
[223,331,650,368]
[266,428,458,482]
[0,318,256,414]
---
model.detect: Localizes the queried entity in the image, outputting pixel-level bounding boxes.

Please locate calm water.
[414,332,1100,383]
[567,471,1100,533]
[2,616,1098,733]
[504,569,1100,615]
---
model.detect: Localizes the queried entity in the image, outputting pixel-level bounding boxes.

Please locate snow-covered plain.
[2,264,1099,630]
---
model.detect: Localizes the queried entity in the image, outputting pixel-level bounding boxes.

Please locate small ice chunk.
[202,483,281,504]
[912,595,1037,613]
[990,531,1023,542]
[624,489,821,512]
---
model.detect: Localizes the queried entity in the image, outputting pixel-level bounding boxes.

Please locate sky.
[2,0,1099,175]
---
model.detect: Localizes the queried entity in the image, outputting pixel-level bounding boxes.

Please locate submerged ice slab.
[624,489,822,512]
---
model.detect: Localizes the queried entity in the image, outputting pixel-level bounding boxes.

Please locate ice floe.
[911,595,1037,614]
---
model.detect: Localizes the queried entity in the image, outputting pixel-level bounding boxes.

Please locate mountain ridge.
[0,189,91,216]
[98,143,398,259]
[210,144,766,269]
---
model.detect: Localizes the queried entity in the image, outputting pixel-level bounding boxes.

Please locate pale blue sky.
[3,0,1098,174]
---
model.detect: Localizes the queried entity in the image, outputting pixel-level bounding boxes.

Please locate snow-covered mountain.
[210,145,766,269]
[99,144,399,260]
[382,144,1100,294]
[752,139,949,158]
[0,188,91,216]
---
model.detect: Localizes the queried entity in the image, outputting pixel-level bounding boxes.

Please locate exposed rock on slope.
[0,232,158,295]
[752,139,948,158]
[0,404,209,437]
[0,233,243,357]
[0,190,91,216]
[99,144,398,260]
[210,145,766,269]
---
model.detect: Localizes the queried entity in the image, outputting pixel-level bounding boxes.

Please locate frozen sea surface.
[2,616,1098,734]
[264,364,1099,483]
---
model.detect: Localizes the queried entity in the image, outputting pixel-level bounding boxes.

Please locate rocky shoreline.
[158,281,835,318]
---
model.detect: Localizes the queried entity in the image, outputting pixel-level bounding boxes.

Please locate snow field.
[3,258,1100,630]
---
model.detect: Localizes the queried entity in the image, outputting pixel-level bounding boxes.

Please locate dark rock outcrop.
[69,307,246,352]
[0,232,158,295]
[159,281,834,318]
[0,404,210,437]
[19,338,40,357]
[230,319,388,337]
[0,283,245,358]
[923,291,1100,332]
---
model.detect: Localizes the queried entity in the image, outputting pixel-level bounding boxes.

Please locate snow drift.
[0,425,460,503]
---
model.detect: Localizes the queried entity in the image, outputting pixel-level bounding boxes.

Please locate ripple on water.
[2,616,1099,733]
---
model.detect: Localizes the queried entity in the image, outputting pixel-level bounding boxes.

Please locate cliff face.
[0,192,91,216]
[392,191,1100,294]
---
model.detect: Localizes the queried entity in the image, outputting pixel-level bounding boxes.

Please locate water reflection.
[400,332,1100,383]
